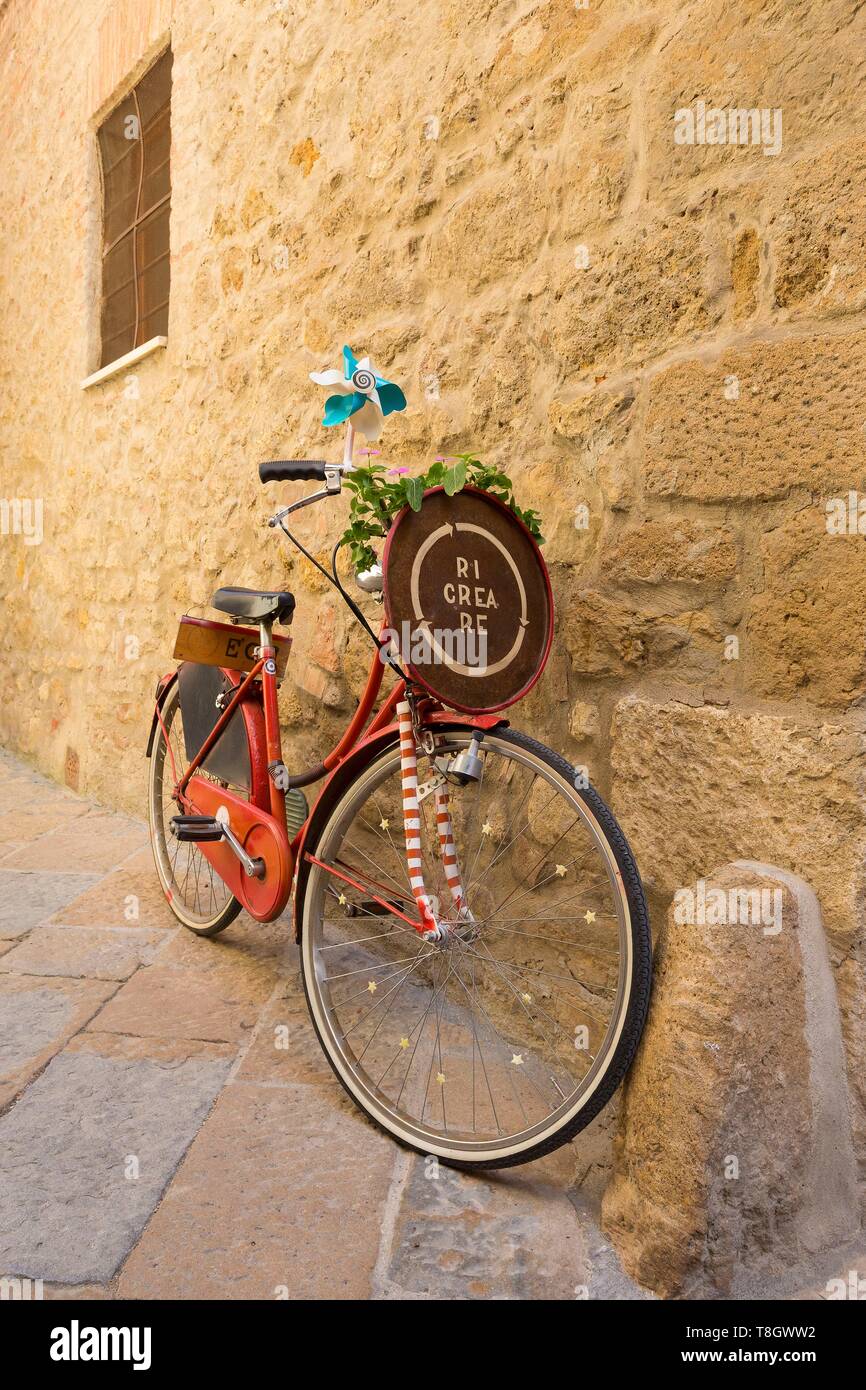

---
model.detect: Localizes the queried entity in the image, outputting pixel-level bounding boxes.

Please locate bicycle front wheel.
[299,727,651,1168]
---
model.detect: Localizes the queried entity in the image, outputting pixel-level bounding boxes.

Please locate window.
[97,48,172,368]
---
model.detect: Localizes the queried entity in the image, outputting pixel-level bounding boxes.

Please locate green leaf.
[443,460,467,496]
[340,448,545,576]
[403,475,424,511]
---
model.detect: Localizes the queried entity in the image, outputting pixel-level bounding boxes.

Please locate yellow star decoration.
[511,1053,524,1066]
[379,817,390,830]
[583,909,596,924]
[521,992,533,1004]
[399,1037,410,1050]
[337,892,347,906]
[481,821,494,836]
[555,864,567,877]
[367,980,378,994]
[436,1072,446,1085]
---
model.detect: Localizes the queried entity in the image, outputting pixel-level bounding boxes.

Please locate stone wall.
[1,1,864,1190]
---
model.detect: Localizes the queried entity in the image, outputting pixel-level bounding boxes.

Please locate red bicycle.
[147,371,650,1169]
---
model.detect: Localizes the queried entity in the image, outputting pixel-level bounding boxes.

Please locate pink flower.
[388,466,409,476]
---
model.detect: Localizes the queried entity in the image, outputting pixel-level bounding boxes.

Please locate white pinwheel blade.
[310,368,353,394]
[352,398,385,440]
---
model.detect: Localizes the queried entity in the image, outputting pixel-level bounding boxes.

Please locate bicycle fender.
[146,666,271,812]
[145,671,179,758]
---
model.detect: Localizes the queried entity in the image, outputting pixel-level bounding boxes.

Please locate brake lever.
[267,463,344,528]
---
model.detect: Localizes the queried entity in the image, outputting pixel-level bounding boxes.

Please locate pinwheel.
[310,345,406,442]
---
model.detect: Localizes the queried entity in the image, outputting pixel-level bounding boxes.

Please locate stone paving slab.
[117,1079,395,1300]
[42,1284,111,1300]
[158,914,291,978]
[0,869,101,939]
[0,776,89,816]
[0,805,90,851]
[0,924,168,981]
[86,962,275,1045]
[66,1031,236,1067]
[1,813,146,874]
[381,1152,589,1300]
[0,1049,232,1283]
[235,983,335,1088]
[48,851,181,930]
[0,974,118,1110]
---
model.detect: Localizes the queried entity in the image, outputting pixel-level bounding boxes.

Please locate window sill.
[81,335,167,389]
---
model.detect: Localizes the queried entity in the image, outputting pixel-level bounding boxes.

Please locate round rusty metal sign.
[382,486,553,713]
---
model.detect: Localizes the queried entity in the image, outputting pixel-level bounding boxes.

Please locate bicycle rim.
[148,685,241,931]
[300,729,638,1164]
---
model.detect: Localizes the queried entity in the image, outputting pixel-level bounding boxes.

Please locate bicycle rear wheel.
[299,726,651,1168]
[148,683,242,936]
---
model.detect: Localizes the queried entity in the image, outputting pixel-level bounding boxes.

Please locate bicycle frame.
[153,614,503,935]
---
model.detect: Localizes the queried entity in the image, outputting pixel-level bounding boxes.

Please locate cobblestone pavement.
[0,747,650,1301]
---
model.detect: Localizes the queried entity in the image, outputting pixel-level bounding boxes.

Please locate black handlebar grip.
[259,460,329,484]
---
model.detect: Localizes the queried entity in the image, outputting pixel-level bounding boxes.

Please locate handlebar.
[262,458,385,596]
[259,460,329,484]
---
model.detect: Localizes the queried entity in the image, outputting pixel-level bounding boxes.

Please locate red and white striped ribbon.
[396,700,439,935]
[434,787,465,912]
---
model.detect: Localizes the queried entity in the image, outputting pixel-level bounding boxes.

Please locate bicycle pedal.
[169,815,224,843]
[284,787,308,838]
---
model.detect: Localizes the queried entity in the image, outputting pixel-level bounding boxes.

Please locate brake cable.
[271,514,409,686]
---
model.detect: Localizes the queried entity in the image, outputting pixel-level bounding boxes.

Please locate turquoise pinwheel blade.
[376,380,407,417]
[342,344,358,377]
[322,390,366,428]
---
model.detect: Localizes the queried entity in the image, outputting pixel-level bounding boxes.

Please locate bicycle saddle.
[211,586,295,624]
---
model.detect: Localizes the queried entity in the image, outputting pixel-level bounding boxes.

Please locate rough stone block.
[602,518,738,585]
[550,218,715,373]
[644,332,866,501]
[383,1154,588,1300]
[770,139,866,316]
[645,0,866,199]
[610,696,866,952]
[602,864,859,1297]
[745,506,866,709]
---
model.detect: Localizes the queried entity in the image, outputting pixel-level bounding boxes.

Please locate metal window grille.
[97,48,172,367]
